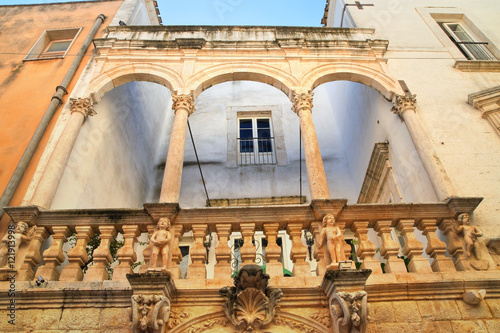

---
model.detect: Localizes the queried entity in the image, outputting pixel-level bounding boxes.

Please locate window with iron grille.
[440,22,497,61]
[238,117,276,165]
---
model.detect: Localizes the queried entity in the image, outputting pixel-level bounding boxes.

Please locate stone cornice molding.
[69,97,97,118]
[291,91,314,115]
[468,86,500,136]
[391,94,417,117]
[172,93,195,115]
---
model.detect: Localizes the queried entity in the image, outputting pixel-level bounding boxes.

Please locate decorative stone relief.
[291,91,314,114]
[309,310,332,329]
[452,213,491,270]
[318,214,348,270]
[166,309,191,329]
[274,315,320,333]
[391,94,416,116]
[185,317,228,333]
[148,218,172,272]
[487,238,500,269]
[463,290,486,305]
[330,291,368,333]
[172,93,195,115]
[131,294,170,333]
[219,264,283,332]
[69,97,97,117]
[0,221,35,269]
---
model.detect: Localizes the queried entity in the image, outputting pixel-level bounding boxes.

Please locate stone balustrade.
[3,197,492,283]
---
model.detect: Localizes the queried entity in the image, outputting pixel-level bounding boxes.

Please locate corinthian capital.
[172,93,195,115]
[291,91,314,115]
[70,97,96,118]
[391,94,417,116]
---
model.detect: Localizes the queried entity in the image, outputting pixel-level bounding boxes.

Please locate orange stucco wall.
[0,1,123,230]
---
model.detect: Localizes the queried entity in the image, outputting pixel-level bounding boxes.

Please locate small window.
[25,28,81,61]
[440,22,496,61]
[238,116,276,165]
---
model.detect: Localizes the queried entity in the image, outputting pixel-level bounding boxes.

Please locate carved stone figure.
[149,218,172,271]
[0,221,35,269]
[455,213,483,257]
[318,214,346,269]
[219,264,282,332]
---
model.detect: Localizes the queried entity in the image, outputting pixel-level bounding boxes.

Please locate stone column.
[35,226,71,281]
[395,219,432,273]
[214,224,232,279]
[30,97,96,209]
[60,226,94,281]
[113,225,140,281]
[287,223,310,276]
[352,221,382,273]
[373,220,407,273]
[263,223,283,278]
[418,219,456,272]
[391,94,455,201]
[85,225,116,281]
[159,94,195,203]
[239,223,256,266]
[292,92,330,200]
[188,224,207,279]
[18,226,50,281]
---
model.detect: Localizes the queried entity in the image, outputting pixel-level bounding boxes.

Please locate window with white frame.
[24,28,81,61]
[439,22,496,61]
[238,115,275,165]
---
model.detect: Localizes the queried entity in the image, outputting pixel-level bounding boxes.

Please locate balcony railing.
[2,198,489,284]
[237,137,276,165]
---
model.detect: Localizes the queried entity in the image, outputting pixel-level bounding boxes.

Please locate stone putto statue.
[454,213,483,258]
[149,218,172,270]
[0,221,35,269]
[318,214,346,268]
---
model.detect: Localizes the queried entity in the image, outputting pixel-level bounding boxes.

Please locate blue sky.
[0,0,327,26]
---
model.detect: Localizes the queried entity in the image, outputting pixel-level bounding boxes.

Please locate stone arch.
[88,63,183,102]
[167,311,330,333]
[300,63,402,100]
[186,62,299,99]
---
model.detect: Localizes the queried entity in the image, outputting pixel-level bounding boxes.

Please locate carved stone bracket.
[219,264,283,332]
[172,93,195,115]
[321,269,371,333]
[70,97,97,118]
[391,94,416,117]
[127,272,176,333]
[291,91,314,115]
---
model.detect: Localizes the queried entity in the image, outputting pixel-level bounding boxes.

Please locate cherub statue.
[317,214,346,267]
[454,213,482,258]
[149,218,172,270]
[0,221,35,268]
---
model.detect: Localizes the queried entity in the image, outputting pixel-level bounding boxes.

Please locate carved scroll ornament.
[292,92,314,115]
[131,294,170,333]
[69,97,96,118]
[219,264,283,332]
[391,94,416,116]
[330,291,368,333]
[172,93,195,115]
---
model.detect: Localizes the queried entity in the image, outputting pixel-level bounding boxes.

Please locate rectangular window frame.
[24,28,82,61]
[237,114,276,166]
[440,22,496,61]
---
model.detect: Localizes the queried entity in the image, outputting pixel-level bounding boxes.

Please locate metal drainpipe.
[0,14,106,220]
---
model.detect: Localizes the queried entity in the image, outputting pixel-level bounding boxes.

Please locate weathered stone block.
[409,321,439,333]
[59,307,102,329]
[376,322,410,333]
[457,299,493,319]
[394,301,422,322]
[433,321,453,333]
[450,319,488,333]
[484,319,500,332]
[100,307,131,329]
[418,300,462,321]
[370,302,396,322]
[486,298,500,318]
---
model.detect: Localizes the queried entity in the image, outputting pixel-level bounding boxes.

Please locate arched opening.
[50,80,173,209]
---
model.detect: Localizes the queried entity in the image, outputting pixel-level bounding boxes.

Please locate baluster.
[35,226,71,281]
[418,219,456,272]
[85,225,116,281]
[170,224,184,279]
[140,224,157,273]
[439,219,467,271]
[60,226,94,281]
[263,223,282,277]
[373,220,407,273]
[113,225,140,281]
[310,221,326,276]
[188,224,207,279]
[18,226,50,281]
[287,223,310,276]
[352,221,382,273]
[395,219,432,273]
[239,223,256,266]
[214,224,232,279]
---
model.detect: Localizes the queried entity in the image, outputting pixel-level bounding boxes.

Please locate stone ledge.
[454,60,500,72]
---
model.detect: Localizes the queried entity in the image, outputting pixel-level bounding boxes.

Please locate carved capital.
[131,294,170,333]
[291,91,314,115]
[391,94,416,116]
[172,93,195,115]
[70,97,96,118]
[330,291,369,333]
